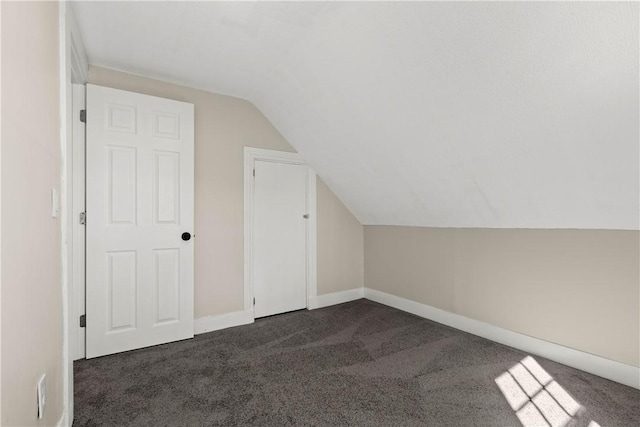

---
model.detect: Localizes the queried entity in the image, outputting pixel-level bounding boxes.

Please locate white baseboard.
[195,289,364,335]
[191,288,638,389]
[308,288,364,310]
[363,288,640,389]
[194,309,254,335]
[57,408,68,427]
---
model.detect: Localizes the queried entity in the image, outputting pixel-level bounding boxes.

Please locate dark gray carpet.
[74,299,640,426]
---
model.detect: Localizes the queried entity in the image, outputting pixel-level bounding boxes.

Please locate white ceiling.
[73,1,639,229]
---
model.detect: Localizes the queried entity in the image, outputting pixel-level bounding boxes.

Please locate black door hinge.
[253,298,255,306]
[253,169,255,177]
[79,314,86,328]
[80,110,86,123]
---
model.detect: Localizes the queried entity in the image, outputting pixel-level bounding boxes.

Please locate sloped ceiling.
[73,1,639,229]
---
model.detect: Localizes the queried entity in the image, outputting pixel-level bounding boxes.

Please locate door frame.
[70,83,86,361]
[61,3,89,425]
[243,147,317,315]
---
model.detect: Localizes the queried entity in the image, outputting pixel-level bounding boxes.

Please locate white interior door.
[86,84,194,358]
[253,160,308,318]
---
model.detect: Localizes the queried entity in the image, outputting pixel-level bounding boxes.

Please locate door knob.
[181,232,191,241]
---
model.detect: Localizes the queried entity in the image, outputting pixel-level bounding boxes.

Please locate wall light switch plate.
[51,188,59,218]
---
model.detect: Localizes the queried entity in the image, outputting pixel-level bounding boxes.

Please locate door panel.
[108,146,137,224]
[253,160,308,318]
[107,251,137,332]
[154,152,180,224]
[153,248,180,324]
[86,84,194,358]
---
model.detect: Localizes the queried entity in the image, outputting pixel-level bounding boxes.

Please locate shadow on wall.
[495,356,600,427]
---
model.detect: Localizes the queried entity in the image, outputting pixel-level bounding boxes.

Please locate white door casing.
[86,84,194,358]
[71,83,86,361]
[63,4,89,422]
[253,160,308,318]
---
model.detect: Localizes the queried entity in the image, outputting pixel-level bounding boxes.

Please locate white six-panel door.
[86,84,194,358]
[253,160,308,318]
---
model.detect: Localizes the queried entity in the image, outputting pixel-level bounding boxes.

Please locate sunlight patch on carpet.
[495,356,598,427]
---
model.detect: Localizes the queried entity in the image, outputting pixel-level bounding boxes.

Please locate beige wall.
[1,2,64,425]
[364,226,640,367]
[89,66,364,317]
[317,179,364,294]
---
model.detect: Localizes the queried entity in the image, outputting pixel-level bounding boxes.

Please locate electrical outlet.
[37,374,46,419]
